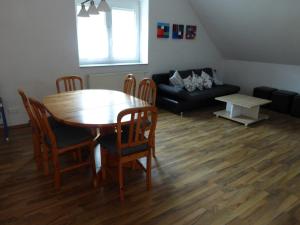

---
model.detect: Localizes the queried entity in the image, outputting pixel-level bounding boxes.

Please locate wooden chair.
[123,74,136,96]
[99,106,157,201]
[18,89,45,171]
[18,89,66,175]
[29,98,97,189]
[0,98,9,141]
[56,76,83,93]
[137,78,157,157]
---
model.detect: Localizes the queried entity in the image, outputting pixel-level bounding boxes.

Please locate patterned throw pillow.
[213,70,223,85]
[183,75,196,92]
[201,71,213,89]
[192,72,204,90]
[169,70,185,88]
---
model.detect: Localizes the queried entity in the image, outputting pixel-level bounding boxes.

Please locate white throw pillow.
[213,70,223,85]
[201,71,213,89]
[183,75,196,92]
[192,72,204,90]
[169,70,184,88]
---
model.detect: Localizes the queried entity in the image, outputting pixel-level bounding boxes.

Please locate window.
[75,0,148,66]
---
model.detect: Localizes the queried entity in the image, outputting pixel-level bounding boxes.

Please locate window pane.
[77,11,109,63]
[111,9,138,61]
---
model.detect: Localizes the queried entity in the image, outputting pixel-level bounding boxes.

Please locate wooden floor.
[1,107,300,225]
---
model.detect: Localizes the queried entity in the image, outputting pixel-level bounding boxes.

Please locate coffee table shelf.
[214,110,269,126]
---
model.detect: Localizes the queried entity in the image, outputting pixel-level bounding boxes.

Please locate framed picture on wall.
[186,25,197,40]
[172,24,184,39]
[157,22,170,39]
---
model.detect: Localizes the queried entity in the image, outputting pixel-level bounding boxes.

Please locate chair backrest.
[28,98,57,148]
[137,78,157,106]
[123,74,136,96]
[56,76,83,93]
[116,106,157,156]
[18,89,40,133]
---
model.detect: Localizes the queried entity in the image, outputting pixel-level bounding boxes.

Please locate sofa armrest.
[158,84,188,101]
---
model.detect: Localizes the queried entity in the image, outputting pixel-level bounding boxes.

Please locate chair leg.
[118,162,124,201]
[152,135,156,158]
[53,152,61,189]
[89,144,98,187]
[77,148,82,162]
[146,153,152,190]
[32,133,42,170]
[72,152,77,161]
[101,149,108,181]
[42,145,50,176]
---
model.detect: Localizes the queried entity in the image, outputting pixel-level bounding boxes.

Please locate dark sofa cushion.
[192,68,213,77]
[152,73,171,85]
[158,84,189,101]
[169,70,193,79]
[153,68,214,86]
[181,84,240,102]
[158,83,240,102]
[169,68,214,80]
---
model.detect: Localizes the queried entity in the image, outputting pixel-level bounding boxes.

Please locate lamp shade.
[78,4,89,17]
[97,0,111,12]
[88,0,99,15]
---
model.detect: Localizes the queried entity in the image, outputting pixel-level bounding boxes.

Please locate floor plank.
[1,107,300,225]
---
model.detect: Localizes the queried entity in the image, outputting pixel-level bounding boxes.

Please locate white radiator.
[87,71,149,91]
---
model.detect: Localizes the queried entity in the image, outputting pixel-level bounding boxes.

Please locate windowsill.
[79,62,148,68]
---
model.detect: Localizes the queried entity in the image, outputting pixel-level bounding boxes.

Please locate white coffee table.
[214,94,271,126]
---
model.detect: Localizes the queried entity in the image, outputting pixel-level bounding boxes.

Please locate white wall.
[0,0,222,126]
[190,0,300,65]
[223,60,300,95]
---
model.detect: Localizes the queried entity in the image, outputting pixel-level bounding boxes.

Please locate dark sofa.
[152,68,240,113]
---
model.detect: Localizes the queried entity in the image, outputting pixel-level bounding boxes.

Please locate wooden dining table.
[43,89,150,185]
[43,89,150,128]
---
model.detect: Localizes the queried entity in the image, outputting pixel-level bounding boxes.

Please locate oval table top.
[43,89,150,128]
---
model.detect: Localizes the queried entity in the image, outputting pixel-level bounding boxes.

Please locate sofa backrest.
[152,68,214,85]
[152,73,171,85]
[193,68,213,77]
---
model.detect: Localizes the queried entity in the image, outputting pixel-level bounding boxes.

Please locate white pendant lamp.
[77,0,111,17]
[97,0,111,12]
[87,0,99,15]
[78,3,90,17]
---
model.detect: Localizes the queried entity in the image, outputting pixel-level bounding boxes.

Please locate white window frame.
[75,0,143,67]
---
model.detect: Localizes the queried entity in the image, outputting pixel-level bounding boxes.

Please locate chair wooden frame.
[56,76,83,93]
[101,106,157,201]
[123,74,136,96]
[29,98,97,189]
[137,78,157,157]
[18,89,43,171]
[137,78,157,106]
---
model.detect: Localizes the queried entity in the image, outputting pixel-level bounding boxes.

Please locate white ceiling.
[190,0,300,65]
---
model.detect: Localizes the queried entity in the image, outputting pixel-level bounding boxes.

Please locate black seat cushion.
[98,132,149,156]
[291,95,300,117]
[253,86,277,100]
[45,126,93,149]
[48,116,66,129]
[271,90,297,113]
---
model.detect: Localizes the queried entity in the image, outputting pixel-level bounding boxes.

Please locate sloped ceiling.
[190,0,300,65]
